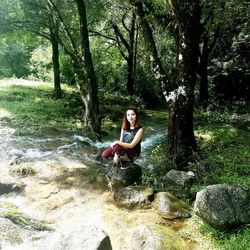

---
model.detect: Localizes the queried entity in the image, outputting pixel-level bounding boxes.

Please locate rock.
[0,217,34,245]
[0,116,11,124]
[106,163,142,190]
[131,224,188,250]
[163,170,195,189]
[194,184,250,230]
[0,217,50,250]
[8,155,21,166]
[113,186,155,208]
[0,200,53,232]
[154,192,191,220]
[0,181,25,195]
[23,225,112,250]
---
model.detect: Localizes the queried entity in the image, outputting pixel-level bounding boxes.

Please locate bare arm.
[114,128,143,149]
[119,128,124,141]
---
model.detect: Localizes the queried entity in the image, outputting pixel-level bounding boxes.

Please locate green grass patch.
[195,122,250,186]
[200,222,250,250]
[0,81,85,135]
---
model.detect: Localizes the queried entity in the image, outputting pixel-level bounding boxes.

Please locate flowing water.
[0,114,169,249]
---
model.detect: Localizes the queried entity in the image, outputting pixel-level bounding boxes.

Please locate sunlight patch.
[195,131,214,142]
[0,108,11,117]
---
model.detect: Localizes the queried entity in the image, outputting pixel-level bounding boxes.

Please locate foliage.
[99,90,144,121]
[0,36,31,78]
[142,144,174,190]
[28,44,53,82]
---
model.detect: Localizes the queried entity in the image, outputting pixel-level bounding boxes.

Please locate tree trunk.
[198,30,219,110]
[134,0,169,91]
[75,0,100,134]
[127,50,134,95]
[167,0,201,167]
[199,55,209,110]
[127,12,136,95]
[112,12,136,95]
[50,27,62,99]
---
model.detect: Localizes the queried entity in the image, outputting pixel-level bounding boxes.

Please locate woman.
[102,108,143,165]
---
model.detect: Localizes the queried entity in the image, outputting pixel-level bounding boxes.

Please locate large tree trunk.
[75,0,100,134]
[50,27,62,99]
[167,0,201,167]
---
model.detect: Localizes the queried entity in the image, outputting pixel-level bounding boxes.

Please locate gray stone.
[163,170,195,189]
[194,184,250,230]
[113,186,155,208]
[106,163,142,190]
[0,217,34,245]
[10,225,112,250]
[154,192,191,219]
[49,225,112,250]
[0,181,25,195]
[131,224,188,250]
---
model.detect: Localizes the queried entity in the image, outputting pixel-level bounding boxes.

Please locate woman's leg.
[102,144,137,163]
[102,147,114,158]
[102,144,126,159]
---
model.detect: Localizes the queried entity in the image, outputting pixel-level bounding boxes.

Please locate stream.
[0,114,170,250]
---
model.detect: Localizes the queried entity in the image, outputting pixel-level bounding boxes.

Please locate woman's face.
[126,109,137,125]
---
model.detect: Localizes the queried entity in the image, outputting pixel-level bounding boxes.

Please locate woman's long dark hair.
[121,108,140,130]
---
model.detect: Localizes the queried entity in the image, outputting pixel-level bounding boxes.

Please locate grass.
[200,222,250,250]
[0,79,85,136]
[194,112,250,186]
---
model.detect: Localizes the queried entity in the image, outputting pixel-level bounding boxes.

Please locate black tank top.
[123,126,142,156]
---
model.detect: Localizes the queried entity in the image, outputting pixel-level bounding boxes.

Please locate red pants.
[102,144,137,160]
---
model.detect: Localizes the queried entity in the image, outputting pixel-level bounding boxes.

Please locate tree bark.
[198,30,219,110]
[199,55,209,110]
[166,0,201,167]
[127,12,136,95]
[75,0,100,134]
[134,0,169,91]
[50,26,62,99]
[112,12,137,95]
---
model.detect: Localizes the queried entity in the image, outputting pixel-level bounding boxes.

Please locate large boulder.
[0,218,36,246]
[106,163,142,190]
[131,224,188,250]
[154,192,191,220]
[46,225,112,250]
[194,184,250,230]
[5,225,112,250]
